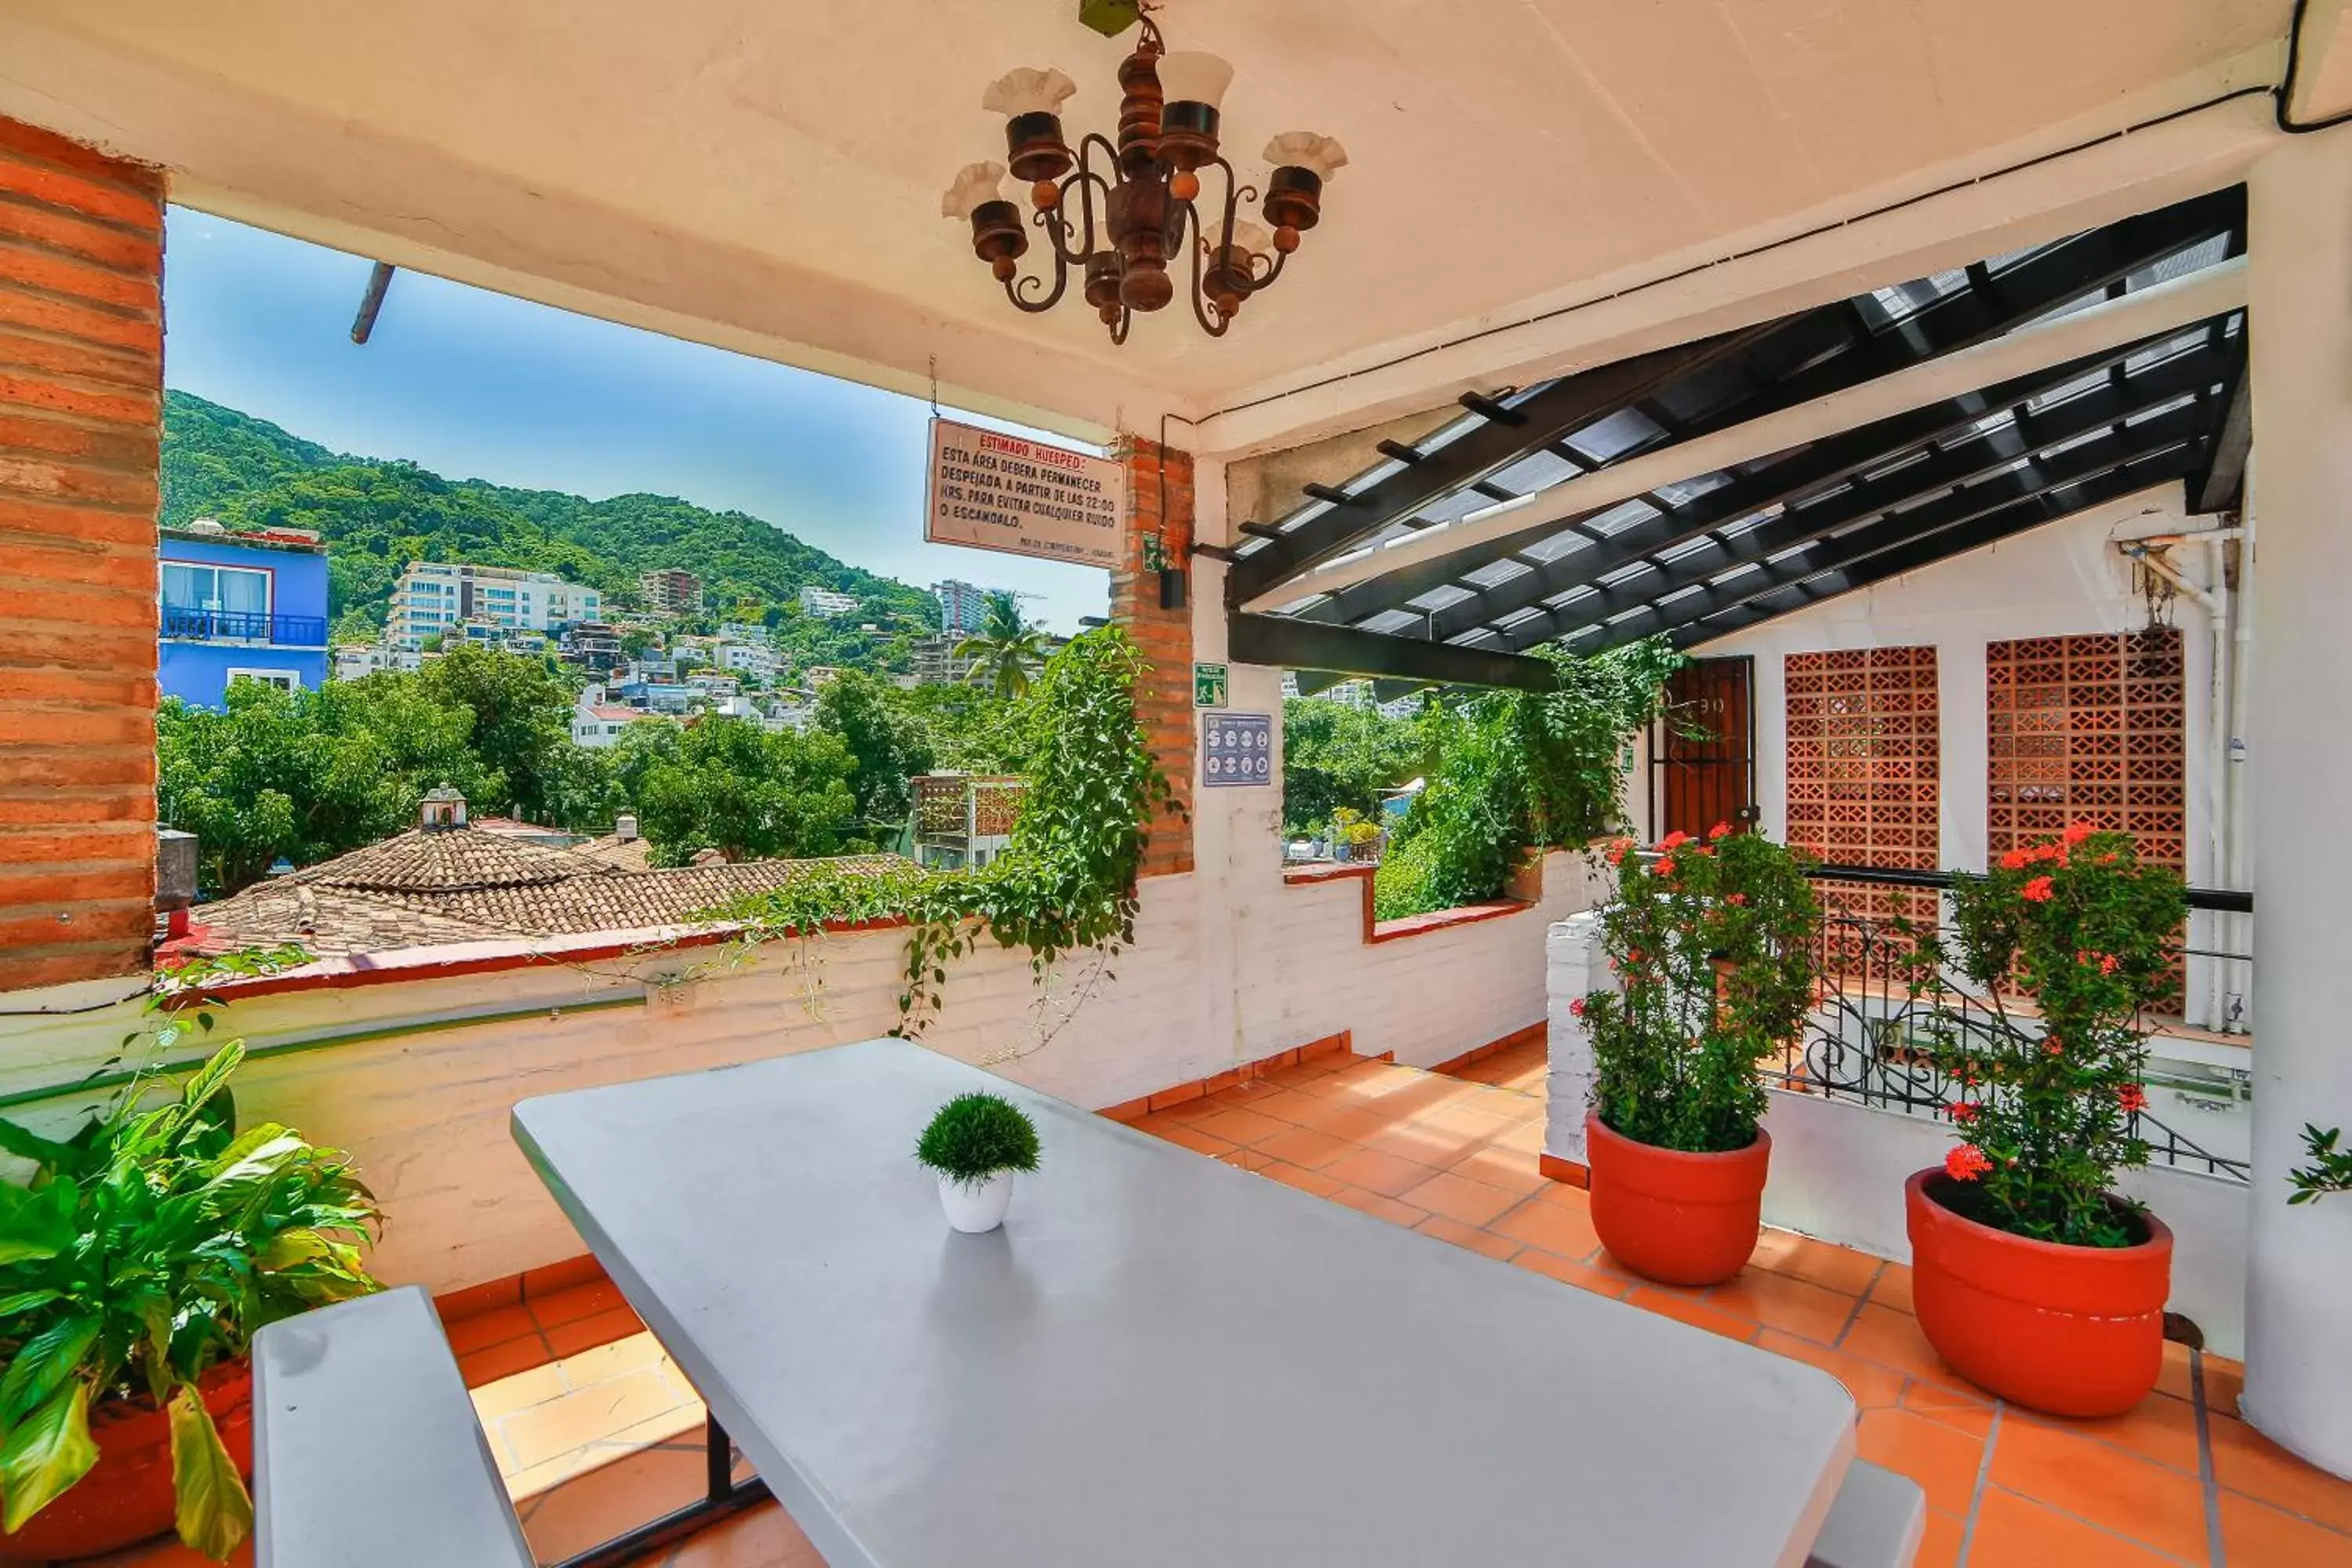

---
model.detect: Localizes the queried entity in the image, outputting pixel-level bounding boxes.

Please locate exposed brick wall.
[1113,439,1194,877]
[0,117,164,990]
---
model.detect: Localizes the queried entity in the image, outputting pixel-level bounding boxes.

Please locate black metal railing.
[161,605,328,646]
[1772,867,2250,1183]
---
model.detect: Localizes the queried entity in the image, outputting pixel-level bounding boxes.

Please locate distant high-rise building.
[911,633,981,687]
[798,586,861,619]
[387,561,601,652]
[638,567,704,616]
[931,579,1004,634]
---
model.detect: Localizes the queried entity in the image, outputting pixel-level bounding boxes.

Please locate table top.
[512,1039,1853,1568]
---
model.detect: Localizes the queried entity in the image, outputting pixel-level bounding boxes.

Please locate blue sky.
[159,209,1109,632]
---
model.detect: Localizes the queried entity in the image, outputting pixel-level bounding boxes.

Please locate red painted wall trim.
[1279,859,1539,946]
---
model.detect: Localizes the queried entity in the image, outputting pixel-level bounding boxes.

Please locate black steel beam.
[1579,440,2207,653]
[1308,316,2234,636]
[1229,614,1558,692]
[1490,379,2221,649]
[1231,187,2243,608]
[2187,336,2251,514]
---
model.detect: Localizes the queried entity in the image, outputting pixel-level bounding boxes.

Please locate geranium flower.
[1726,892,1748,906]
[1951,1102,1980,1124]
[1569,996,1588,1018]
[1655,858,1677,877]
[1709,821,1733,840]
[1945,1144,1993,1181]
[1998,848,2030,870]
[2042,1033,2064,1058]
[2117,1083,2148,1115]
[1659,830,1691,851]
[2063,820,2099,845]
[1606,838,1632,866]
[2021,875,2055,902]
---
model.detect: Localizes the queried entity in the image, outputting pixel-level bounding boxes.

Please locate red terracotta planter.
[1905,1169,2173,1417]
[1584,1112,1769,1287]
[0,1362,253,1563]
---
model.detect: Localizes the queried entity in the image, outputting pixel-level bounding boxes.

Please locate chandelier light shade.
[946,12,1345,342]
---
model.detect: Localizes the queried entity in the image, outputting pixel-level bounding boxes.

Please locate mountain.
[158,391,941,667]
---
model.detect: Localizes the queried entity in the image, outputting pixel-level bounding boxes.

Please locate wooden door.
[1652,657,1753,841]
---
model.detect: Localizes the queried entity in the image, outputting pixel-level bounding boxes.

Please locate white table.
[513,1038,1856,1567]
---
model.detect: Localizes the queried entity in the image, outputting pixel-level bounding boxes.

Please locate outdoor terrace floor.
[98,1040,2350,1568]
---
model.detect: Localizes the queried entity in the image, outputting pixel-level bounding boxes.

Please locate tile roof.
[181,825,913,959]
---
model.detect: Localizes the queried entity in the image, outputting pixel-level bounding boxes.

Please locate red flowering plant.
[1904,822,2187,1247]
[1583,825,1818,1152]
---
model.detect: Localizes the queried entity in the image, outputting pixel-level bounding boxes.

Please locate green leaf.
[0,1290,63,1318]
[0,1181,76,1267]
[0,1118,85,1175]
[169,1384,253,1560]
[0,1315,100,1428]
[0,1381,97,1534]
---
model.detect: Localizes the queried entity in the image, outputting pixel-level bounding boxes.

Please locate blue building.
[158,523,331,708]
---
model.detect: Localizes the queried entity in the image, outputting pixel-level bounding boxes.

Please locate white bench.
[252,1287,534,1568]
[1806,1461,1927,1568]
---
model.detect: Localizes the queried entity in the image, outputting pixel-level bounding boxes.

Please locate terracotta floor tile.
[1294,1103,1407,1143]
[528,1277,630,1331]
[2208,1413,2352,1534]
[1145,1092,1222,1121]
[1754,1329,1905,1411]
[1251,1123,1356,1169]
[2153,1339,2194,1403]
[1835,1303,1984,1397]
[650,1498,828,1567]
[545,1305,647,1360]
[1511,1247,1631,1298]
[2016,1390,2203,1476]
[1491,1193,1602,1260]
[1625,1286,1758,1342]
[2201,1354,2245,1421]
[1412,1100,1527,1141]
[1259,1160,1348,1198]
[1707,1268,1859,1344]
[524,1254,608,1297]
[459,1334,555,1389]
[470,1359,568,1421]
[1217,1145,1279,1171]
[1913,1507,1966,1568]
[445,1301,540,1356]
[559,1330,672,1388]
[1866,1261,1915,1315]
[523,1442,707,1563]
[1240,1087,1330,1123]
[499,1367,692,1473]
[1148,1121,1239,1158]
[1189,1105,1291,1146]
[1988,1411,2211,1562]
[1359,1123,1472,1167]
[1748,1230,1883,1297]
[1853,1407,1987,1517]
[1443,1142,1553,1196]
[2217,1490,2352,1568]
[1900,1378,1996,1438]
[1321,1145,1444,1197]
[1527,1177,1593,1210]
[1396,1169,1521,1228]
[1969,1486,2188,1567]
[1413,1213,1521,1261]
[1326,1183,1428,1228]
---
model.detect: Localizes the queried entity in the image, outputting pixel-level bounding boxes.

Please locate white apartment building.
[387,561,603,650]
[798,585,860,619]
[717,640,776,679]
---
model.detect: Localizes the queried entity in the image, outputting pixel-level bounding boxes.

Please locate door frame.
[1648,654,1756,840]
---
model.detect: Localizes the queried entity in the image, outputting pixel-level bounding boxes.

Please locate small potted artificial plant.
[1578,825,1817,1286]
[916,1091,1041,1234]
[0,1040,383,1561]
[1900,822,2186,1417]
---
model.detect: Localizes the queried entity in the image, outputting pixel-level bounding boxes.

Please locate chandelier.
[941,10,1345,343]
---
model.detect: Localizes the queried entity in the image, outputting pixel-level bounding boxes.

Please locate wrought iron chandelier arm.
[1179,198,1230,337]
[1002,243,1070,314]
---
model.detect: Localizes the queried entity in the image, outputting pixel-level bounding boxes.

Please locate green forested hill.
[159,391,939,665]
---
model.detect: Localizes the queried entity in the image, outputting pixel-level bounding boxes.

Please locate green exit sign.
[1078,0,1143,37]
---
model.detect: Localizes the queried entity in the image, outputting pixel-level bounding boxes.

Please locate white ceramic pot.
[938,1171,1015,1233]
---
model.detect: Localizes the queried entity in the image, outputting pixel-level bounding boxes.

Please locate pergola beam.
[1228,614,1558,692]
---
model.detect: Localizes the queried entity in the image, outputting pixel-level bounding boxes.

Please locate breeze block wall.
[0,115,165,990]
[1116,437,1195,878]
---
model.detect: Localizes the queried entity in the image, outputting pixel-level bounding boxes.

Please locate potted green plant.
[1900,822,2187,1417]
[915,1092,1041,1233]
[1578,825,1817,1285]
[0,1040,382,1561]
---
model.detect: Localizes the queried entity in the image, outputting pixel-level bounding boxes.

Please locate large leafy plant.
[0,1039,382,1558]
[1581,827,1819,1152]
[1904,823,2187,1247]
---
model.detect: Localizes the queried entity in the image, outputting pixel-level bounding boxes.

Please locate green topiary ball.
[915,1092,1042,1185]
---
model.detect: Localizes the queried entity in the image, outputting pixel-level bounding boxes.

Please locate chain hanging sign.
[924,417,1123,568]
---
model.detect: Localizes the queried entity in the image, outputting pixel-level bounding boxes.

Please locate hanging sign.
[1192,662,1229,707]
[1201,711,1273,786]
[924,417,1123,568]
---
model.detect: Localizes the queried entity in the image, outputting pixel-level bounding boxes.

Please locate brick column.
[0,117,165,990]
[1112,438,1194,877]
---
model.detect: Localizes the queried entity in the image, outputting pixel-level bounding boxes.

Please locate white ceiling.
[0,0,2291,440]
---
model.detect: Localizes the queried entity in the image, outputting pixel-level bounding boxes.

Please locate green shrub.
[915,1094,1042,1185]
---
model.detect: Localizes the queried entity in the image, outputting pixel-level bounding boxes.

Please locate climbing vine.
[710,628,1179,1045]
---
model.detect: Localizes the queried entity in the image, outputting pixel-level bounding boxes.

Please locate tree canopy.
[631,717,860,866]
